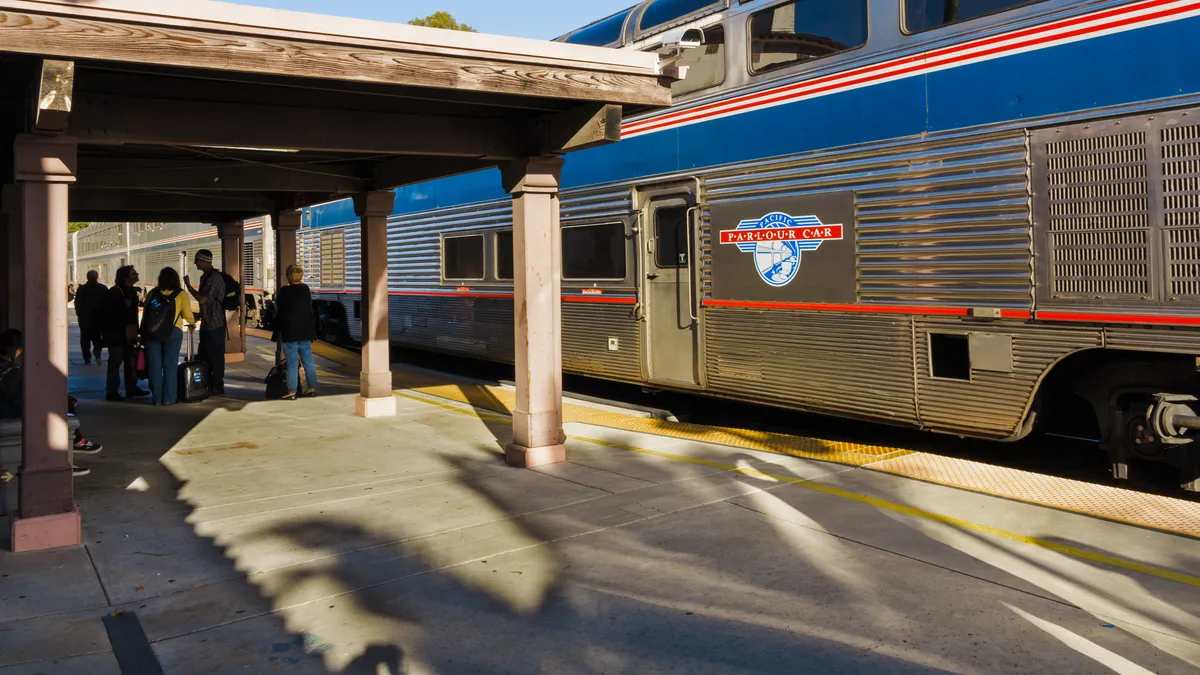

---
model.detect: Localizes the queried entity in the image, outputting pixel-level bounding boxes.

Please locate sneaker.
[128,388,151,398]
[73,439,103,454]
[83,359,91,365]
[72,465,90,477]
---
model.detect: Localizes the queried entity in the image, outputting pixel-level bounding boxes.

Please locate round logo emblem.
[754,236,803,287]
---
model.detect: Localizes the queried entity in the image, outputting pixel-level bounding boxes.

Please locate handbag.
[263,331,289,399]
[134,344,148,380]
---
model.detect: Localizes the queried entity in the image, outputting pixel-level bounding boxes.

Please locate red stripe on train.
[311,289,635,304]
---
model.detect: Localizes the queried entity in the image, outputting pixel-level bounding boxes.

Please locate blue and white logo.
[719,213,844,288]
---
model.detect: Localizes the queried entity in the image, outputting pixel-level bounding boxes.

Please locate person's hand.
[187,323,196,333]
[183,275,191,287]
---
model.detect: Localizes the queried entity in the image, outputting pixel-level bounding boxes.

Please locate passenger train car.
[71,220,273,326]
[299,0,1200,489]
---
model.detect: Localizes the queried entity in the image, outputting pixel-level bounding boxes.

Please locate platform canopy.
[0,0,669,221]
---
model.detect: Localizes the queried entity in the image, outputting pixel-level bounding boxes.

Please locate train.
[71,220,274,328]
[79,0,1200,491]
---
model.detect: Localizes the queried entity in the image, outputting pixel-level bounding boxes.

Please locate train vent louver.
[1046,131,1150,299]
[1163,124,1200,300]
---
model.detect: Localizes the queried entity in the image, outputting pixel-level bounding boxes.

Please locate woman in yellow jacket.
[141,267,195,406]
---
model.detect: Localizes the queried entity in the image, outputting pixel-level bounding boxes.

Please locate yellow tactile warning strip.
[285,339,1200,539]
[869,454,1200,538]
[408,383,910,467]
[397,390,1200,589]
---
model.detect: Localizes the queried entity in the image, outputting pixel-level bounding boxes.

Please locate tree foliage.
[68,222,90,233]
[408,11,476,32]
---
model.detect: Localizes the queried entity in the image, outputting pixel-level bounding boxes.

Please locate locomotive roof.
[557,0,728,47]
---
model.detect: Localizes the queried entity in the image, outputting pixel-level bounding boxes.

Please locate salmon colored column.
[354,191,396,418]
[273,210,301,291]
[11,134,79,552]
[218,221,246,363]
[503,157,566,468]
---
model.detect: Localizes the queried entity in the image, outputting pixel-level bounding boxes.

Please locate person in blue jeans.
[274,264,318,400]
[143,267,195,406]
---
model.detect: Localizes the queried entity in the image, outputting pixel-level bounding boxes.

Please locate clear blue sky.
[237,1,637,39]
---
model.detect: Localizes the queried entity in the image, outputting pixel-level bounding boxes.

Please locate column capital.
[13,134,76,184]
[215,220,245,240]
[272,210,302,232]
[502,156,564,195]
[353,191,394,218]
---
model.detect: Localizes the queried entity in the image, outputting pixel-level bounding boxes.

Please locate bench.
[0,416,81,518]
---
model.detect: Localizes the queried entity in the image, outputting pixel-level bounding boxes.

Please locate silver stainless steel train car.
[71,220,273,326]
[301,0,1200,489]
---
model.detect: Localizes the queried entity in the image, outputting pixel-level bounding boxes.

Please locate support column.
[272,210,301,292]
[502,157,566,468]
[1,184,24,332]
[354,191,396,418]
[12,134,79,551]
[217,221,246,363]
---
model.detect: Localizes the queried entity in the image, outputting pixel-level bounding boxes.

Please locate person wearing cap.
[184,249,227,395]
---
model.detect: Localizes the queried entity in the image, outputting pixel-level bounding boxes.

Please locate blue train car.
[303,0,1200,489]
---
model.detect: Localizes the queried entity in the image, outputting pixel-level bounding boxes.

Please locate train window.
[495,230,514,281]
[655,206,690,267]
[748,0,868,75]
[903,0,1046,34]
[442,234,484,280]
[672,25,727,97]
[639,0,723,33]
[563,222,627,280]
[929,333,971,380]
[564,7,634,46]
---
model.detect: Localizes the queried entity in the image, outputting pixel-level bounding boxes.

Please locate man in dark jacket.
[102,265,148,401]
[73,270,107,365]
[184,250,227,395]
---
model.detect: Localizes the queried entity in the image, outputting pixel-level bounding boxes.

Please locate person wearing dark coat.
[102,265,148,401]
[73,270,108,365]
[273,264,318,400]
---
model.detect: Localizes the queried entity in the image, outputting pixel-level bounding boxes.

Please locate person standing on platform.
[142,267,194,406]
[102,265,147,401]
[184,250,226,396]
[74,270,107,365]
[274,264,319,400]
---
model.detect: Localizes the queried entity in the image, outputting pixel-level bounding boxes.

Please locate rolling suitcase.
[178,329,211,403]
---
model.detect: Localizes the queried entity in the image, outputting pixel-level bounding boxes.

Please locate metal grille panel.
[1045,130,1150,299]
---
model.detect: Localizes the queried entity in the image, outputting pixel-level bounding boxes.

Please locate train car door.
[644,194,700,387]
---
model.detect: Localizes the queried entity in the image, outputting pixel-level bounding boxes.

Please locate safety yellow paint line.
[395,390,1200,589]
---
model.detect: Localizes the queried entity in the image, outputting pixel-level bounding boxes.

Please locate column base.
[356,395,397,418]
[11,506,81,552]
[505,443,566,468]
[224,352,246,364]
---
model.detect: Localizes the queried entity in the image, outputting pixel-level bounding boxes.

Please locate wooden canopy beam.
[77,158,370,193]
[0,4,671,108]
[69,93,524,158]
[533,104,623,156]
[70,189,282,214]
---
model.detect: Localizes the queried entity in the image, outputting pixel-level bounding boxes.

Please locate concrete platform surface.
[1,331,1199,674]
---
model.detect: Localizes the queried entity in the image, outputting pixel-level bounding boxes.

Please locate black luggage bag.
[264,332,289,400]
[178,328,211,403]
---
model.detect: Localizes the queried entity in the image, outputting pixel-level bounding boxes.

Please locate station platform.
[2,332,1200,674]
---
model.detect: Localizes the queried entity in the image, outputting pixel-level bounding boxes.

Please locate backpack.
[140,289,177,340]
[220,272,241,311]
